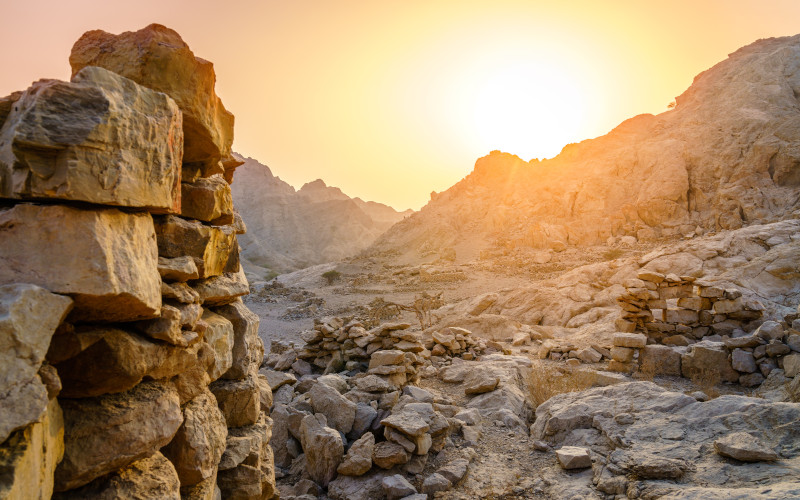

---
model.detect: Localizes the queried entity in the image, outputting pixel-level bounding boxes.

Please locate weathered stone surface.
[714,432,778,462]
[192,267,249,306]
[421,473,451,495]
[639,345,682,376]
[209,371,260,428]
[158,256,199,282]
[0,66,182,213]
[613,333,647,348]
[178,469,218,500]
[381,410,430,438]
[348,403,378,440]
[382,474,417,499]
[300,414,344,487]
[0,204,160,322]
[216,464,263,500]
[755,321,784,341]
[0,284,71,443]
[337,432,374,476]
[55,381,182,491]
[784,353,800,378]
[731,348,757,373]
[257,375,273,414]
[70,24,237,176]
[0,398,64,500]
[328,469,393,500]
[161,281,201,305]
[438,458,469,484]
[372,441,411,469]
[181,175,233,224]
[309,381,357,434]
[261,369,296,391]
[162,388,227,485]
[134,304,186,346]
[54,451,180,500]
[556,446,592,469]
[155,215,238,279]
[201,309,234,382]
[681,341,739,383]
[464,370,500,395]
[610,346,634,363]
[214,299,262,380]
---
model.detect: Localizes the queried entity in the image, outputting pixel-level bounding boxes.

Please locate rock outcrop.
[369,34,800,262]
[0,24,276,499]
[232,155,412,275]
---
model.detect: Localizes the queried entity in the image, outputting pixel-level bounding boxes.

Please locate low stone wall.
[0,25,276,499]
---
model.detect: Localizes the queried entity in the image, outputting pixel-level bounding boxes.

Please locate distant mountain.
[231,155,412,276]
[368,35,800,262]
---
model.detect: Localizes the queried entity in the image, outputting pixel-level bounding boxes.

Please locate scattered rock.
[555,446,592,469]
[714,432,778,462]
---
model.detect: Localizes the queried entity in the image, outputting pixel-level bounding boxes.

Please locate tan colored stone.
[0,66,182,213]
[54,451,180,500]
[0,398,64,500]
[70,24,237,176]
[162,388,227,486]
[55,381,183,491]
[181,175,234,224]
[337,432,374,476]
[373,441,411,469]
[158,256,200,281]
[214,299,262,380]
[0,204,161,322]
[192,266,249,306]
[154,215,239,278]
[300,415,344,487]
[201,309,234,382]
[0,284,72,443]
[210,371,260,428]
[310,381,357,434]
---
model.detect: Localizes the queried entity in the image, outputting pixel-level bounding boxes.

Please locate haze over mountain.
[369,35,800,263]
[232,155,412,275]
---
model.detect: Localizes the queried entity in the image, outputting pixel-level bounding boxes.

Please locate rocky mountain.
[232,156,412,275]
[369,34,800,263]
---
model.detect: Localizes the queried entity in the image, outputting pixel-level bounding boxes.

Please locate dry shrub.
[528,363,599,407]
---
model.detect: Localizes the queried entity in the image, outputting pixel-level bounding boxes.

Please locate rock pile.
[0,24,276,499]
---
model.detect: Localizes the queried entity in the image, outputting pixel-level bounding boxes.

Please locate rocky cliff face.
[0,24,276,499]
[232,156,412,275]
[370,34,800,262]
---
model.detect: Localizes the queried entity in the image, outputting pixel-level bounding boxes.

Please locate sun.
[471,62,587,160]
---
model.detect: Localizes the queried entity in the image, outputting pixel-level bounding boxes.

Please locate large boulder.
[0,284,72,443]
[69,24,238,178]
[0,398,64,500]
[0,66,182,213]
[299,414,344,487]
[0,204,161,322]
[161,388,227,486]
[154,215,238,279]
[53,451,180,500]
[54,381,183,491]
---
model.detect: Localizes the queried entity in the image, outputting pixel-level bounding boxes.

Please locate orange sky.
[3,1,800,210]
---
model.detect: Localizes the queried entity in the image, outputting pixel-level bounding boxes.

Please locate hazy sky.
[3,1,800,210]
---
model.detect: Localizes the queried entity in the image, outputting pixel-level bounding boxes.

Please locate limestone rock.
[209,372,260,428]
[0,204,160,322]
[201,309,234,382]
[55,381,182,491]
[181,175,234,224]
[0,284,72,443]
[158,256,199,282]
[731,348,757,373]
[54,451,180,500]
[613,333,647,348]
[328,469,393,500]
[784,353,800,378]
[134,304,186,346]
[0,66,182,213]
[464,370,500,395]
[372,441,411,469]
[337,432,374,476]
[299,414,344,487]
[382,474,417,500]
[0,398,64,500]
[154,215,238,279]
[257,375,273,414]
[421,473,451,495]
[714,432,778,462]
[216,464,263,500]
[556,446,592,469]
[161,388,227,485]
[70,24,237,174]
[639,345,682,377]
[213,299,262,380]
[438,458,469,484]
[178,470,218,500]
[309,381,356,434]
[192,267,249,306]
[681,341,739,383]
[161,282,201,305]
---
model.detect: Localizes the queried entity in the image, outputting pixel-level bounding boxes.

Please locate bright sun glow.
[471,62,587,160]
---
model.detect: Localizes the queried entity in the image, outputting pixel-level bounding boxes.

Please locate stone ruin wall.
[613,270,800,387]
[0,25,276,499]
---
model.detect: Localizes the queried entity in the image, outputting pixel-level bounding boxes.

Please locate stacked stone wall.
[0,24,276,499]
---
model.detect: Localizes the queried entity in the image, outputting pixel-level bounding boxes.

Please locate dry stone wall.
[0,24,276,499]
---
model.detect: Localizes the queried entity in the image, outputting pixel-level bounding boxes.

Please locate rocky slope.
[369,34,800,263]
[232,156,412,276]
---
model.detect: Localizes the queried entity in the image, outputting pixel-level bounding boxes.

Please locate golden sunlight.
[470,62,586,160]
